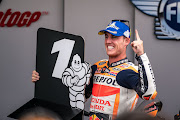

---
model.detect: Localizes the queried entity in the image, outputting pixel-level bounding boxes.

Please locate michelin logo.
[62,54,91,110]
[131,0,180,40]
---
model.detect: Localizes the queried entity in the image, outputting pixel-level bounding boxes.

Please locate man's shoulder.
[93,59,108,66]
[117,62,138,73]
[127,62,138,71]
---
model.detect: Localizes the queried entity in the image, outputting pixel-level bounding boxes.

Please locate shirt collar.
[108,58,129,67]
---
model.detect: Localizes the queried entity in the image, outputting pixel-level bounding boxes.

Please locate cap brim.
[98,30,105,35]
[98,29,123,36]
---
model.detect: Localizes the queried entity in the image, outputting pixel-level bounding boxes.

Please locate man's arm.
[116,55,156,100]
[131,30,157,100]
[117,30,156,100]
[135,53,157,100]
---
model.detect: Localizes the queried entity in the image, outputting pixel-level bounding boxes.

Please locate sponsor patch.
[120,64,129,68]
[108,72,117,76]
[112,67,121,71]
[93,75,117,86]
[99,61,106,65]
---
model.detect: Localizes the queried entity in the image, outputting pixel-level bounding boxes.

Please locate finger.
[32,79,38,82]
[32,73,39,78]
[32,77,39,81]
[32,74,40,79]
[35,76,40,79]
[131,42,138,49]
[130,42,134,47]
[135,29,140,41]
[133,41,139,46]
[33,70,39,75]
[131,42,135,47]
[32,80,36,82]
[131,41,137,46]
[32,76,39,79]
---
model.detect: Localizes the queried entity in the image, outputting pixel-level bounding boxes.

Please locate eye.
[78,61,80,64]
[74,60,76,64]
[105,33,109,39]
[112,35,117,39]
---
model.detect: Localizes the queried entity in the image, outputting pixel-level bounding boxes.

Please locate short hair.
[19,107,62,120]
[115,112,160,120]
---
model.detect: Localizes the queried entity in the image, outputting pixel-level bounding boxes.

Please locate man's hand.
[131,30,144,56]
[32,70,40,82]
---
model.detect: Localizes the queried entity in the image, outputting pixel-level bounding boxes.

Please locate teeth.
[108,46,114,49]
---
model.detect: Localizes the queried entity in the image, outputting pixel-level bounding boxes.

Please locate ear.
[124,37,130,46]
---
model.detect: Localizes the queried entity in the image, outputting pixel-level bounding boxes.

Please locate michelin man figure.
[62,54,91,110]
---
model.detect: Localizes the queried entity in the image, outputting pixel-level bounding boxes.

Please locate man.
[115,112,160,120]
[19,107,62,120]
[84,20,157,120]
[32,20,157,120]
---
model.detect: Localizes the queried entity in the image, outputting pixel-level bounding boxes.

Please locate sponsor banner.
[0,0,48,27]
[131,0,180,40]
[93,75,119,87]
[90,95,116,115]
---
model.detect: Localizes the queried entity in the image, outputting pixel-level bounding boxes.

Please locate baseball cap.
[98,20,131,38]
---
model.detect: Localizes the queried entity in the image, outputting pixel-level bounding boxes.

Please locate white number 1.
[51,39,75,79]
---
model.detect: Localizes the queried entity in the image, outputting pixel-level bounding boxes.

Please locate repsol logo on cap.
[0,9,47,27]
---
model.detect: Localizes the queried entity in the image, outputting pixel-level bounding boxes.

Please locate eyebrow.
[104,33,115,37]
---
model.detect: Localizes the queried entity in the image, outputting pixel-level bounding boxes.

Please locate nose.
[105,37,112,44]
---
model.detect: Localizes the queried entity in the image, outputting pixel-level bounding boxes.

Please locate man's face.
[104,32,128,57]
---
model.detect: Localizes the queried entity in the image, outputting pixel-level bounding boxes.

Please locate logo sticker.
[112,67,121,71]
[99,61,106,65]
[62,54,91,110]
[131,0,180,40]
[120,64,129,68]
[106,22,120,30]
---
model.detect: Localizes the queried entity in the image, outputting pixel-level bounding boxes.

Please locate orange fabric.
[130,94,139,111]
[92,84,120,97]
[148,110,158,117]
[151,90,157,100]
[112,93,120,120]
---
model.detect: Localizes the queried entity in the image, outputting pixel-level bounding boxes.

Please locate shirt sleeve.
[116,69,139,89]
[116,53,157,100]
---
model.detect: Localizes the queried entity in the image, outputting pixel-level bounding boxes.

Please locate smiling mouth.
[107,46,114,50]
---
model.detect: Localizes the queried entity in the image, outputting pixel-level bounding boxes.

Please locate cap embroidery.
[106,30,117,34]
[124,30,130,37]
[106,22,119,30]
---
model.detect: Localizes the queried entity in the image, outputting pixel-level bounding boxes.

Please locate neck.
[109,54,127,65]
